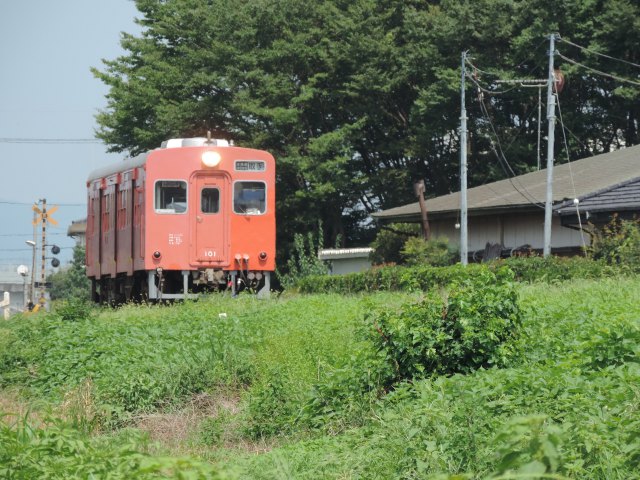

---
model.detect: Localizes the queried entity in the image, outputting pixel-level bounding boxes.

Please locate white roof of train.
[86,138,231,182]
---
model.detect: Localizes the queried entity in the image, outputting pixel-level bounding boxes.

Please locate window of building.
[201,188,220,214]
[155,180,187,214]
[234,181,266,215]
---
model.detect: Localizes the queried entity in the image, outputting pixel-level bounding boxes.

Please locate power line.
[0,137,101,144]
[0,232,69,237]
[465,72,519,95]
[0,200,85,207]
[558,52,640,86]
[475,91,545,209]
[558,37,640,69]
[555,92,588,253]
[1,247,74,252]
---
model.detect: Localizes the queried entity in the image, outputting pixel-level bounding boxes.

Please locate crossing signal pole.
[32,199,59,307]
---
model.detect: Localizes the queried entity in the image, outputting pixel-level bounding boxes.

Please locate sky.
[0,0,141,282]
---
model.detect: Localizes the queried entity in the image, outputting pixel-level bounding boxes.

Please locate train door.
[190,174,229,265]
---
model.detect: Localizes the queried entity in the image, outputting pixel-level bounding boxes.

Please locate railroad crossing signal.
[32,204,58,226]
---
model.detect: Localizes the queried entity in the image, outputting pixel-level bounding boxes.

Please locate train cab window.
[201,188,220,214]
[234,181,266,215]
[155,180,187,214]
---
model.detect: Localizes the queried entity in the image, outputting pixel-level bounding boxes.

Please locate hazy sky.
[0,0,140,281]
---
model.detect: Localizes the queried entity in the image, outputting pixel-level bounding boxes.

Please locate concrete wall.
[327,257,372,275]
[0,282,28,316]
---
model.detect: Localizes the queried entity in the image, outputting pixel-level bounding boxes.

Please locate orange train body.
[85,138,275,302]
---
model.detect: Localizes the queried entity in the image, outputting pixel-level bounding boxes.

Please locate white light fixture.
[202,151,222,167]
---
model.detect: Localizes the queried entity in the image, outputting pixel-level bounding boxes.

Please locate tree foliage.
[48,246,91,301]
[93,0,640,259]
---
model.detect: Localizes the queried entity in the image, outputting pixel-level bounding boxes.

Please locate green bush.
[401,236,458,266]
[502,255,621,282]
[300,346,393,432]
[370,267,521,380]
[0,416,228,479]
[296,255,621,294]
[52,298,94,322]
[277,228,328,289]
[590,217,640,269]
[369,223,421,265]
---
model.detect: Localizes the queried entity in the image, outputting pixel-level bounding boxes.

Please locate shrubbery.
[369,223,421,265]
[301,267,522,431]
[0,416,227,479]
[277,228,328,289]
[370,267,521,380]
[400,236,458,266]
[295,255,621,294]
[590,217,640,268]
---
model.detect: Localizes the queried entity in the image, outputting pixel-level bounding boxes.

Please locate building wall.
[328,257,372,275]
[429,212,590,252]
[0,282,28,316]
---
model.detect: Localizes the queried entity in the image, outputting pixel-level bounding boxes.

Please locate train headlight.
[202,151,222,167]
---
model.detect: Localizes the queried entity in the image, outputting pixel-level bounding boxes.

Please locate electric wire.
[556,92,588,254]
[475,92,545,209]
[558,37,640,69]
[0,233,68,237]
[465,58,549,208]
[557,53,640,86]
[0,138,101,144]
[561,123,597,157]
[0,200,85,207]
[465,72,519,95]
[2,247,73,252]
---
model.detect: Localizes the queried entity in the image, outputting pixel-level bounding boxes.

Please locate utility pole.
[460,51,468,265]
[543,34,558,257]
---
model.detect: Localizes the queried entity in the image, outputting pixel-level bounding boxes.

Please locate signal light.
[153,251,162,259]
[259,251,267,261]
[50,244,60,267]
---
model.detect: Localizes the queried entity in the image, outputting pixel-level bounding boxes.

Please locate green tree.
[48,245,91,301]
[93,0,640,261]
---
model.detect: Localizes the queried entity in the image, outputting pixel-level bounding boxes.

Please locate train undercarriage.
[91,268,271,304]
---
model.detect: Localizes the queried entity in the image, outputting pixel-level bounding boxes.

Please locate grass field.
[1,276,639,478]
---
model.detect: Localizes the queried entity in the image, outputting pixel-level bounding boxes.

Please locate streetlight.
[25,240,36,305]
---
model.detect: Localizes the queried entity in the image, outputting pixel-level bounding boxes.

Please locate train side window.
[201,188,220,214]
[234,181,266,215]
[155,180,187,214]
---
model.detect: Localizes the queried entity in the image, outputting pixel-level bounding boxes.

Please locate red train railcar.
[86,138,275,302]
